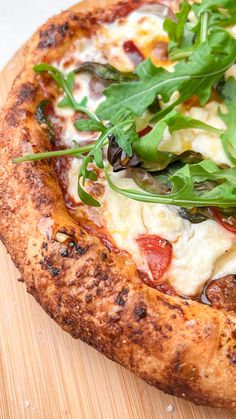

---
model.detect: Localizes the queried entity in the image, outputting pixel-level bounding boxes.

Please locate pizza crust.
[0,0,236,410]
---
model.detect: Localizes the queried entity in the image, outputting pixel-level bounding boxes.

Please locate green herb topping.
[13,0,236,221]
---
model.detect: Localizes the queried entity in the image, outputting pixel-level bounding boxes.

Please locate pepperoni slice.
[137,235,173,282]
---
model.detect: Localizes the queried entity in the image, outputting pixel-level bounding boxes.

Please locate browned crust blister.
[0,0,236,411]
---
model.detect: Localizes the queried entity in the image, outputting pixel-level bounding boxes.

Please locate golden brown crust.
[0,0,236,410]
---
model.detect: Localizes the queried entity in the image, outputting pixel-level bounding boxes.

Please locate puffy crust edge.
[0,0,236,410]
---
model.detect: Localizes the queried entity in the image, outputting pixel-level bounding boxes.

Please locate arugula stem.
[169,48,193,61]
[200,12,209,44]
[105,168,236,209]
[12,143,99,163]
[60,80,100,121]
[151,99,182,123]
[13,119,133,164]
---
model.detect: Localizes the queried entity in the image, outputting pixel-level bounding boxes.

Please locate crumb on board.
[167,404,174,412]
[24,400,30,408]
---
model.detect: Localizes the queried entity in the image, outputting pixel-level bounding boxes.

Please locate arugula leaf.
[218,77,236,165]
[35,99,55,144]
[105,160,236,208]
[133,110,221,167]
[165,0,236,61]
[97,29,236,120]
[164,0,193,60]
[133,120,171,168]
[75,62,138,82]
[77,180,101,207]
[12,143,97,163]
[77,118,136,205]
[74,119,106,133]
[110,109,139,156]
[23,4,236,211]
[167,112,222,134]
[34,64,97,120]
[164,0,191,45]
[193,0,235,15]
[193,0,236,26]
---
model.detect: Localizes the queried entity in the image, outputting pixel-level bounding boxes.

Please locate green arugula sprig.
[106,160,236,208]
[97,29,236,121]
[34,64,96,120]
[163,0,194,60]
[218,77,236,165]
[13,1,236,211]
[133,110,222,171]
[75,113,137,206]
[193,0,236,27]
[75,62,138,82]
[19,64,139,205]
[164,0,236,61]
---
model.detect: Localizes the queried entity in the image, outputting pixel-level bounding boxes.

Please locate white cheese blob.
[53,9,236,296]
[103,176,235,296]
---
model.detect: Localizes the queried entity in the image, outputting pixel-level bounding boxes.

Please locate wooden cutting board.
[0,2,235,418]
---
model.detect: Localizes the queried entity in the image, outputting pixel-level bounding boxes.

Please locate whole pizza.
[1,0,236,410]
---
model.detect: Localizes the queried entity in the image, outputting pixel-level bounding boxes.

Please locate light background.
[0,0,78,70]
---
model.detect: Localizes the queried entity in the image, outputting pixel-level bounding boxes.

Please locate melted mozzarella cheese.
[160,102,231,165]
[54,9,236,296]
[103,176,234,296]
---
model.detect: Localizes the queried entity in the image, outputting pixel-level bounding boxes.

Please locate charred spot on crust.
[85,294,93,303]
[231,356,236,364]
[38,22,72,49]
[232,330,236,340]
[115,288,129,306]
[60,247,69,257]
[6,84,37,127]
[226,347,236,365]
[101,251,108,261]
[128,329,143,345]
[134,303,147,320]
[5,110,23,128]
[95,270,108,281]
[67,240,88,256]
[59,22,69,36]
[69,12,98,31]
[16,83,38,105]
[50,266,61,276]
[40,257,61,277]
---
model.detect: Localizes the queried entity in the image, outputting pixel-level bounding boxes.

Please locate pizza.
[1,0,236,410]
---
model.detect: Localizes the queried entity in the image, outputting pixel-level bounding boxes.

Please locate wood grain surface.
[0,2,235,418]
